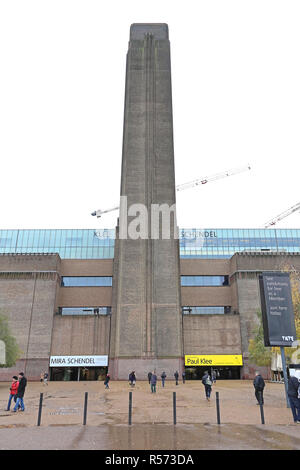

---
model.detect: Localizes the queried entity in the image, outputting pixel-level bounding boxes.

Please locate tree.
[0,314,22,368]
[248,310,272,366]
[276,264,300,363]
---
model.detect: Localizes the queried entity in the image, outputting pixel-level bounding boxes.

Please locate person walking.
[202,370,213,401]
[182,371,186,384]
[147,371,152,385]
[287,374,300,424]
[212,369,217,383]
[43,371,49,386]
[161,371,167,388]
[6,376,19,411]
[253,371,265,405]
[150,371,157,393]
[129,371,136,387]
[174,371,179,386]
[104,374,110,390]
[13,372,27,412]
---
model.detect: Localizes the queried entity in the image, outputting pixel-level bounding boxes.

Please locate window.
[58,307,111,316]
[61,276,112,287]
[180,276,229,286]
[182,306,231,315]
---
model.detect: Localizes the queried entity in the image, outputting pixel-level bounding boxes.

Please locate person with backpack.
[5,376,19,411]
[287,374,300,424]
[202,370,213,401]
[253,371,265,405]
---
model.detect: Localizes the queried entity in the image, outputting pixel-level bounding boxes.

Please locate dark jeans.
[204,385,212,398]
[151,384,156,393]
[255,389,264,404]
[161,379,165,387]
[7,394,17,411]
[288,396,300,422]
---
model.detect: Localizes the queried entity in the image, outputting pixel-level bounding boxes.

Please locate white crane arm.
[91,206,120,218]
[175,165,251,192]
[91,164,251,217]
[264,202,300,228]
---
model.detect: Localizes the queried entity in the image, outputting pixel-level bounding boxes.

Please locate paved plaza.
[0,379,300,449]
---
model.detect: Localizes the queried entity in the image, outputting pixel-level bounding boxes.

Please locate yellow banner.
[185,355,243,366]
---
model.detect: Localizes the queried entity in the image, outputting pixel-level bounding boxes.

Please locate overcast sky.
[0,1,299,231]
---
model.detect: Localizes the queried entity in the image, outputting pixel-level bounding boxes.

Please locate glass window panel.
[182,306,230,314]
[181,276,228,286]
[60,306,111,316]
[61,276,113,287]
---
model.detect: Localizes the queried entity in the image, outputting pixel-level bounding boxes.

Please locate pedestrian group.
[6,372,27,412]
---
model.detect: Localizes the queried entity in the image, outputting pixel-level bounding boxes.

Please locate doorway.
[50,367,107,381]
[185,366,241,380]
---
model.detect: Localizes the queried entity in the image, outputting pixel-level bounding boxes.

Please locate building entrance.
[50,367,107,381]
[185,366,241,380]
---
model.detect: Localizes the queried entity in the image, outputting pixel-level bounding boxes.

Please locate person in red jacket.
[5,376,19,411]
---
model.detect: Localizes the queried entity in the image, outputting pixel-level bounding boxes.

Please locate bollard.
[128,391,132,425]
[216,391,221,425]
[259,391,265,425]
[173,391,176,425]
[83,391,88,425]
[37,392,43,426]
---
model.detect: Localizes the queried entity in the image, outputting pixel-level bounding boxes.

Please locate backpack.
[205,377,212,386]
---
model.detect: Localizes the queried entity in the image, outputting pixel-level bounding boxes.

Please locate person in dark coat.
[182,371,186,384]
[148,371,152,384]
[150,371,157,393]
[161,371,167,388]
[13,372,27,412]
[129,371,136,387]
[287,374,300,423]
[104,374,110,389]
[174,371,179,385]
[253,371,265,405]
[202,371,213,401]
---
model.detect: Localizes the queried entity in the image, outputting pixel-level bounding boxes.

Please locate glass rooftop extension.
[0,228,300,259]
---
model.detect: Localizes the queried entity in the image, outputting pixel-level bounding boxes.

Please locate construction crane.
[175,164,251,192]
[264,202,300,228]
[91,164,251,218]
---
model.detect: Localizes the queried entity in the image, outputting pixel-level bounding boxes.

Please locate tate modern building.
[1,24,300,381]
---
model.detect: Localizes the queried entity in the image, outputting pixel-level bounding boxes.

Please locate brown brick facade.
[1,252,299,381]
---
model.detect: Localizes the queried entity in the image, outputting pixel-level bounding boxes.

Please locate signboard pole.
[280,346,290,408]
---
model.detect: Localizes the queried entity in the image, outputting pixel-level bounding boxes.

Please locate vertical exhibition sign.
[259,272,297,347]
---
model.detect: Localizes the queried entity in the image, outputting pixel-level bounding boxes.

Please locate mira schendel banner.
[259,272,297,347]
